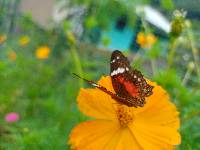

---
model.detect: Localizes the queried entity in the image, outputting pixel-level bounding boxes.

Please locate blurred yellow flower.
[136,32,146,48]
[36,46,50,59]
[0,35,7,44]
[146,34,157,46]
[19,36,30,46]
[68,76,181,150]
[136,32,157,49]
[8,51,17,61]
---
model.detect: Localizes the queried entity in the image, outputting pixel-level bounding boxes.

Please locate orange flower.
[136,32,146,48]
[136,32,157,49]
[0,35,7,44]
[68,76,181,150]
[35,46,50,59]
[19,36,30,46]
[146,33,157,47]
[8,51,17,61]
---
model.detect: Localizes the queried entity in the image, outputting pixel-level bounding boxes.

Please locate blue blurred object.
[99,23,135,51]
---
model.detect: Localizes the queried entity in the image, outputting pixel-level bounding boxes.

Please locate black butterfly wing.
[110,50,153,107]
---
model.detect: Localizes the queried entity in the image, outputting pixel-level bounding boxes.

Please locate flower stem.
[167,38,178,68]
[182,62,194,86]
[186,28,200,80]
[70,47,83,87]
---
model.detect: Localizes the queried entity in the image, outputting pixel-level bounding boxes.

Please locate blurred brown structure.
[19,0,54,27]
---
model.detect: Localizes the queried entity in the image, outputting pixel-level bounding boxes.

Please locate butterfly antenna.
[72,73,96,85]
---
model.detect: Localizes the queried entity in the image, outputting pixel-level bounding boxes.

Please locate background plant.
[0,0,200,149]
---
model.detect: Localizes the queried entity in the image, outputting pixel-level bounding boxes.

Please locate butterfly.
[73,50,154,107]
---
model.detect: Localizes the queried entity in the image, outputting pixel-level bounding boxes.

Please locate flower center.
[115,105,134,127]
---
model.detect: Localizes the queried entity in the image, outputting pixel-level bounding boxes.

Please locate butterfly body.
[73,50,153,107]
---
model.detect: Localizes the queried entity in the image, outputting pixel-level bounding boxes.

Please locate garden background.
[0,0,200,149]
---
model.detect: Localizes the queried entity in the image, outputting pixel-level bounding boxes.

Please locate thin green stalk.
[141,16,150,33]
[140,16,159,77]
[70,47,83,87]
[167,38,178,68]
[141,16,156,76]
[186,28,200,80]
[181,62,194,85]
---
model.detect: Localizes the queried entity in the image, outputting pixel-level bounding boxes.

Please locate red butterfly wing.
[72,73,140,107]
[110,50,153,107]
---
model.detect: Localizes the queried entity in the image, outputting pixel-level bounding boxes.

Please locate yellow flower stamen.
[115,105,134,127]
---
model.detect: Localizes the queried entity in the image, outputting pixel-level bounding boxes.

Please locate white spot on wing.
[111,59,116,63]
[116,56,120,59]
[111,67,125,76]
[119,68,125,73]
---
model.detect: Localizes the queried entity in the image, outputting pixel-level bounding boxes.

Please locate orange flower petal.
[77,88,116,120]
[134,97,180,128]
[77,76,117,120]
[133,80,180,129]
[127,80,181,147]
[129,123,181,145]
[115,128,142,150]
[68,120,120,150]
[129,123,179,149]
[136,32,147,48]
[97,76,115,92]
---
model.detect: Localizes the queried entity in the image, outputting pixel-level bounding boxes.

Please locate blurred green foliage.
[0,0,200,150]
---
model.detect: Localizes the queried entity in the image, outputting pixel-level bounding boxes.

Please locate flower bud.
[170,10,187,38]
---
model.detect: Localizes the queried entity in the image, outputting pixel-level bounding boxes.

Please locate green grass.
[0,36,110,149]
